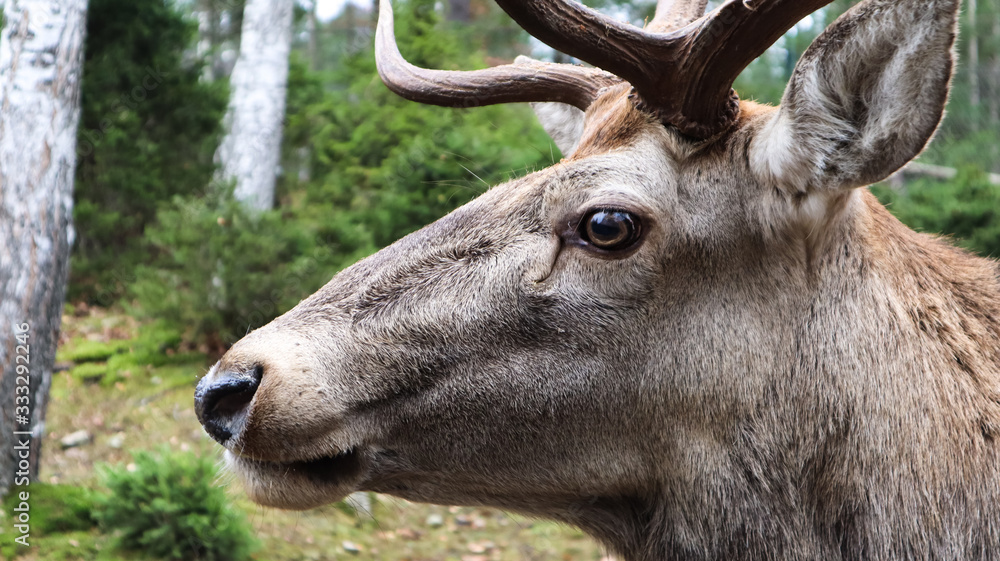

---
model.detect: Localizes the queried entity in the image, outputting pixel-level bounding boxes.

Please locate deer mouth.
[280,448,361,481]
[225,447,367,509]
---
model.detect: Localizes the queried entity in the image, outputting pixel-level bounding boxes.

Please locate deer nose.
[194,365,263,444]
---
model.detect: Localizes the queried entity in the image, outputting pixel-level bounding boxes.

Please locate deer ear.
[531,101,586,156]
[751,0,959,193]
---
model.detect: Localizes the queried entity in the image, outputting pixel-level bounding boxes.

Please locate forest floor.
[0,307,611,561]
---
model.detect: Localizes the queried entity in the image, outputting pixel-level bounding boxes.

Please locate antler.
[375,1,620,112]
[377,0,834,139]
[648,0,709,33]
[493,0,835,138]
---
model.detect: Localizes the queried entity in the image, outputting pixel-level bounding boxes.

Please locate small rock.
[60,430,90,449]
[108,433,125,449]
[426,513,445,528]
[461,556,488,561]
[342,540,362,554]
[455,514,472,526]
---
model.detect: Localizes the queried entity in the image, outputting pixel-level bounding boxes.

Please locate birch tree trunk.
[990,8,1000,128]
[306,0,319,71]
[969,0,980,110]
[214,0,294,211]
[0,0,88,497]
[196,1,217,81]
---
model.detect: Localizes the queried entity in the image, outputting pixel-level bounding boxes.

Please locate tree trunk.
[307,0,319,71]
[214,0,294,211]
[969,0,980,111]
[196,0,218,81]
[989,8,1000,128]
[0,0,88,498]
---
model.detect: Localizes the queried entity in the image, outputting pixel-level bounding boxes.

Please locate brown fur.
[570,83,657,160]
[196,0,1000,559]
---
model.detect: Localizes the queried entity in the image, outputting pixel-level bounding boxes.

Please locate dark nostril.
[195,365,263,444]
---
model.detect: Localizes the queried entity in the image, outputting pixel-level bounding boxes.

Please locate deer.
[194,0,1000,558]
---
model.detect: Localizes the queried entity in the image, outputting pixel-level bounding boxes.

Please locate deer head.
[196,0,1000,558]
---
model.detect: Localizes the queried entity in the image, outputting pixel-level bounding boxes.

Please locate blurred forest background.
[0,0,998,559]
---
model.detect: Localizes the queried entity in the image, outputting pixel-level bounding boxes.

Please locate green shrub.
[96,450,256,561]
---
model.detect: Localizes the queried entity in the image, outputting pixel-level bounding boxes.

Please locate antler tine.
[663,0,836,136]
[648,0,709,32]
[493,0,835,138]
[490,0,665,89]
[375,0,619,111]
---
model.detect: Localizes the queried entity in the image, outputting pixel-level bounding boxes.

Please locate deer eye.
[581,210,641,251]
